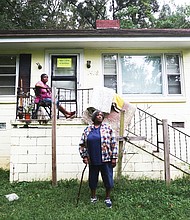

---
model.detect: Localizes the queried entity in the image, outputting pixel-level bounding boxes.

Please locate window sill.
[125,95,186,103]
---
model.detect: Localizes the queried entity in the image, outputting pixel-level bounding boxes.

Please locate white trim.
[123,96,187,104]
[102,52,185,100]
[1,37,190,43]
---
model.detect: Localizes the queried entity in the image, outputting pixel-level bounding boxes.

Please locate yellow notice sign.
[57,58,72,68]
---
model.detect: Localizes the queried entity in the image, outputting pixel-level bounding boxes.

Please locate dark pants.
[89,162,114,190]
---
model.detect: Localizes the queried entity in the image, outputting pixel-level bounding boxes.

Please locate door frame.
[45,49,84,87]
[45,49,84,115]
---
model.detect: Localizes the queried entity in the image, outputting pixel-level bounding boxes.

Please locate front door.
[51,55,77,114]
[51,55,77,89]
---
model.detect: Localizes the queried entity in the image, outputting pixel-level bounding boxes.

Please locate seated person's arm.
[35,86,42,97]
[35,81,46,89]
[35,82,51,96]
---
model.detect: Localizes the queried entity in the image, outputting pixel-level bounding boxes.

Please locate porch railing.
[16,87,93,120]
[126,107,190,165]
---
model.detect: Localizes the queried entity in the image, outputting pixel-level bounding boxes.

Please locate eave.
[0,29,190,50]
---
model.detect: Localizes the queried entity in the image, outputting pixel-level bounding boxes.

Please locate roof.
[0,29,190,50]
[0,29,190,37]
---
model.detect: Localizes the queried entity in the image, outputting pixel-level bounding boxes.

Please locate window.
[103,53,182,96]
[121,55,162,94]
[166,54,181,94]
[103,54,117,92]
[0,123,6,129]
[0,55,16,95]
[172,122,184,128]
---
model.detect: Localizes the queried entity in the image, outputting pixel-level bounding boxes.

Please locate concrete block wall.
[0,124,12,169]
[0,103,15,169]
[10,121,88,182]
[10,121,185,182]
[122,141,184,180]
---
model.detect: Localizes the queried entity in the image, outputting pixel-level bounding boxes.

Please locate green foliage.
[66,0,108,29]
[0,0,190,29]
[0,0,108,30]
[116,0,159,28]
[1,169,190,220]
[155,5,190,28]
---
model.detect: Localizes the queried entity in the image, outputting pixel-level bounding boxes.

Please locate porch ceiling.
[1,37,190,50]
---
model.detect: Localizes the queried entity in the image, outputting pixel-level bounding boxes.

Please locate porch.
[10,89,189,182]
[15,87,93,123]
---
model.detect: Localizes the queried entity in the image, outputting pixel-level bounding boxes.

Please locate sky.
[159,0,190,6]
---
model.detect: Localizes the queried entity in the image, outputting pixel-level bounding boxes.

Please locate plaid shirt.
[79,123,118,162]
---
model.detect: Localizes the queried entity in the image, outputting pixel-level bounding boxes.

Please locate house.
[1,23,190,181]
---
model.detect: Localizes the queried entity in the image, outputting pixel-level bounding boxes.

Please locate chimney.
[96,20,120,29]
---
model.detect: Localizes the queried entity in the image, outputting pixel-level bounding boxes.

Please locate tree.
[0,0,109,29]
[114,0,160,28]
[155,4,190,28]
[0,0,190,30]
[65,0,109,29]
[0,0,48,29]
[0,0,75,29]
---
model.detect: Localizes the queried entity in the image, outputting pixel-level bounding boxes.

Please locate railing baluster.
[156,118,159,152]
[179,133,182,160]
[145,112,147,138]
[81,89,84,116]
[185,136,188,162]
[139,110,142,137]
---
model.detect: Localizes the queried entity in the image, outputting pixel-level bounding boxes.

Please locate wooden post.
[19,78,23,107]
[116,110,125,180]
[162,119,170,185]
[52,84,57,186]
[18,78,24,119]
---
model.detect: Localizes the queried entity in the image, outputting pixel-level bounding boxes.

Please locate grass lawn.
[1,169,190,220]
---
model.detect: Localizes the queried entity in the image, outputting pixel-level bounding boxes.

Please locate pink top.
[35,81,51,103]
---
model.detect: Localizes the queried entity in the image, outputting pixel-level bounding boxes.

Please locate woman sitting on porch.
[35,73,75,119]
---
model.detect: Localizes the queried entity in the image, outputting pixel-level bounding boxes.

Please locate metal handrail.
[16,87,93,119]
[126,107,190,165]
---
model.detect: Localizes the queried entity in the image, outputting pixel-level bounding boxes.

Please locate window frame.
[163,53,182,96]
[102,52,184,101]
[102,54,118,92]
[0,54,19,97]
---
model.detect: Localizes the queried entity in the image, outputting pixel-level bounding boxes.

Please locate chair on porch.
[32,86,51,120]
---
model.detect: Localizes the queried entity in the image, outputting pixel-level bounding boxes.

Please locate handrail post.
[156,119,159,152]
[162,119,170,185]
[52,85,57,186]
[116,110,125,180]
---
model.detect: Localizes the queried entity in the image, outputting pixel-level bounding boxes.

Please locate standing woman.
[79,110,118,208]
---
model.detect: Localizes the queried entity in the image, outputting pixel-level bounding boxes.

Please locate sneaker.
[90,197,98,203]
[104,198,112,208]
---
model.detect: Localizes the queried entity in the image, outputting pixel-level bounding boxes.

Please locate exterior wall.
[1,47,190,180]
[0,50,44,169]
[0,104,16,169]
[0,128,11,169]
[30,50,46,86]
[10,120,87,182]
[122,141,186,180]
[10,120,185,182]
[82,48,190,135]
